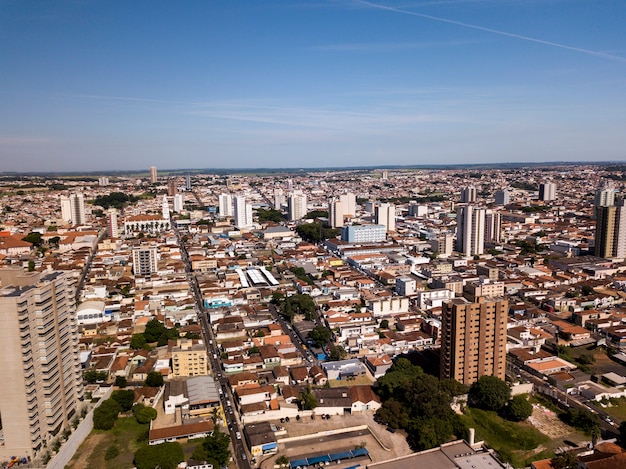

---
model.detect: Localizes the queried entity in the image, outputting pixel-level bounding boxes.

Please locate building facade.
[0,269,83,462]
[440,297,508,385]
[341,224,386,243]
[456,204,485,257]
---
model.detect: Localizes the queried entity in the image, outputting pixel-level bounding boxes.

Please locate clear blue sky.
[1,1,626,172]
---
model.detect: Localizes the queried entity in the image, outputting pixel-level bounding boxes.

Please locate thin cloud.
[354,0,626,63]
[311,40,476,51]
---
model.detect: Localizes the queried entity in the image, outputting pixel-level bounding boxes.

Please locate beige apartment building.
[440,297,508,385]
[171,339,208,377]
[0,268,83,462]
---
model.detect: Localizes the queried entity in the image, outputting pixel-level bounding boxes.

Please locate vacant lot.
[66,417,149,469]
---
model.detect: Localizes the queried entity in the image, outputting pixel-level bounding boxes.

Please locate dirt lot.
[256,412,412,469]
[527,404,587,451]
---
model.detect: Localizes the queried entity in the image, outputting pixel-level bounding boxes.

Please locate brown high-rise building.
[595,204,626,259]
[440,297,508,385]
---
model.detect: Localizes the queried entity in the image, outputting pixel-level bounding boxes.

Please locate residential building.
[287,191,307,221]
[171,339,208,377]
[440,297,508,385]
[341,224,386,243]
[219,193,233,218]
[460,186,477,203]
[485,210,502,243]
[150,165,157,183]
[60,193,86,226]
[375,203,396,232]
[456,204,485,257]
[107,208,119,238]
[234,195,253,229]
[538,182,556,201]
[0,268,83,462]
[494,189,510,206]
[595,202,626,259]
[173,194,184,213]
[132,245,159,276]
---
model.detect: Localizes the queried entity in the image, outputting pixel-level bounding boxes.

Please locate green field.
[66,417,149,469]
[460,408,551,468]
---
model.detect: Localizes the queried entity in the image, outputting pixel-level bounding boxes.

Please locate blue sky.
[1,0,626,172]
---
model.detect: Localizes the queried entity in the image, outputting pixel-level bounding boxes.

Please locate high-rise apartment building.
[329,192,357,228]
[538,182,556,202]
[60,193,86,226]
[107,208,119,238]
[173,194,184,213]
[234,195,253,229]
[595,202,626,259]
[273,189,286,210]
[341,224,386,243]
[167,179,178,196]
[132,245,159,276]
[287,191,307,221]
[98,176,109,186]
[595,181,615,208]
[375,203,396,232]
[150,166,158,183]
[456,204,485,256]
[494,189,510,206]
[219,193,233,218]
[0,269,83,461]
[440,297,508,385]
[430,232,454,257]
[185,174,192,191]
[485,210,502,243]
[460,186,477,203]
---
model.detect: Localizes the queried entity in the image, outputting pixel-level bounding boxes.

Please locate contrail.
[354,0,626,63]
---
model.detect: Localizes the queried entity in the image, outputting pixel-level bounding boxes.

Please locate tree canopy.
[308,326,332,347]
[375,359,467,451]
[296,222,340,242]
[93,192,139,209]
[468,375,511,412]
[145,371,164,387]
[504,394,533,422]
[278,294,316,321]
[143,318,178,346]
[93,398,122,430]
[111,389,135,412]
[256,208,285,223]
[192,427,231,466]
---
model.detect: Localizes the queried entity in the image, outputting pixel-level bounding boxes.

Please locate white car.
[236,431,241,440]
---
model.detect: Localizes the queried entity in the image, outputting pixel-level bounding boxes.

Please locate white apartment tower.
[132,245,159,276]
[219,193,233,218]
[375,203,396,232]
[456,204,485,256]
[107,208,119,238]
[173,194,184,213]
[273,189,286,210]
[288,191,307,221]
[0,268,83,462]
[149,166,158,183]
[234,195,253,229]
[60,193,86,226]
[595,181,616,208]
[494,189,510,206]
[539,182,556,202]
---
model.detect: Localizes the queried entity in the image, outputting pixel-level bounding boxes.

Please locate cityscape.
[3,1,626,469]
[2,164,626,469]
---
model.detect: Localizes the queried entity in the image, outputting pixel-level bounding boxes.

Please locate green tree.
[468,375,511,412]
[192,427,231,466]
[308,326,332,347]
[130,333,148,350]
[133,404,158,424]
[298,387,318,410]
[505,394,533,422]
[22,232,42,246]
[115,376,128,388]
[276,454,290,466]
[28,260,35,272]
[379,319,389,329]
[111,389,135,412]
[145,371,164,387]
[134,442,184,469]
[83,369,108,384]
[93,398,121,430]
[550,451,578,469]
[328,345,347,361]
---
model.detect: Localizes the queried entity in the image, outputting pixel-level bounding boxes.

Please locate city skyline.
[2,1,626,172]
